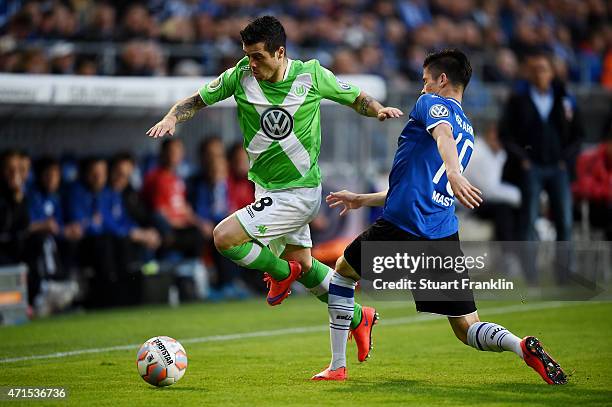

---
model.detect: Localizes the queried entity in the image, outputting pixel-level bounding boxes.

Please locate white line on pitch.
[0,301,575,364]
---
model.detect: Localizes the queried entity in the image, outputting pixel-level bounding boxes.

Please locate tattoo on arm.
[169,94,206,123]
[358,96,373,115]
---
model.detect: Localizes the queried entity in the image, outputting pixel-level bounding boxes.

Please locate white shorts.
[235,184,322,254]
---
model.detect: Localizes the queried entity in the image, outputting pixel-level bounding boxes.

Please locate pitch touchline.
[0,302,573,364]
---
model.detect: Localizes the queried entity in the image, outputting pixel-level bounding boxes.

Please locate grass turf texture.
[1,297,611,406]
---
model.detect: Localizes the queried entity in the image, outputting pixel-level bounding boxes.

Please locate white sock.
[467,321,524,359]
[328,272,356,370]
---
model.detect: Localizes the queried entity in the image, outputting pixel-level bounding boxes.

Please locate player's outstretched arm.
[351,91,403,121]
[326,189,388,216]
[431,124,482,209]
[146,92,207,138]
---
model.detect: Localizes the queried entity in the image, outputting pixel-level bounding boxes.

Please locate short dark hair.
[161,138,182,153]
[423,48,472,90]
[521,47,553,64]
[110,152,135,169]
[34,156,60,178]
[227,141,244,161]
[1,149,21,168]
[199,135,223,157]
[79,156,106,181]
[240,15,286,55]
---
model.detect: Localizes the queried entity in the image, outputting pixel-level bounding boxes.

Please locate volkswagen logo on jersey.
[260,107,294,140]
[429,104,450,118]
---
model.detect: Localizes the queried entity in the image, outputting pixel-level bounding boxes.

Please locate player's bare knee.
[213,224,232,251]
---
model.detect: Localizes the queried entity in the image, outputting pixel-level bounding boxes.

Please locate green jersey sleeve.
[198,58,246,106]
[313,61,360,105]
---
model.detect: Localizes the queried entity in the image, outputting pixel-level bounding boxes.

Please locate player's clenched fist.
[146,116,177,138]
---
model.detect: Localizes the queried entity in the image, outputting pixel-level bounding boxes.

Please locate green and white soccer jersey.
[198,57,360,191]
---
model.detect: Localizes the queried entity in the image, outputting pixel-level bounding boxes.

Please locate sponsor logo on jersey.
[429,104,449,118]
[256,225,268,235]
[294,85,306,97]
[336,78,351,90]
[260,107,294,140]
[246,206,255,218]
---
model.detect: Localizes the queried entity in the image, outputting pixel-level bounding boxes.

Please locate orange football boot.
[311,366,347,381]
[349,306,379,362]
[263,261,302,306]
[521,336,567,384]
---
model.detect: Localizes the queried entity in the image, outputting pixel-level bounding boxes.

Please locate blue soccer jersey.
[382,93,475,239]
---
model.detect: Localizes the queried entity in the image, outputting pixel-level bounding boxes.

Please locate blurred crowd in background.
[0,138,268,314]
[0,0,611,86]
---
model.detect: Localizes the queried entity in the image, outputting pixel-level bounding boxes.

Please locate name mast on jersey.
[430,110,475,208]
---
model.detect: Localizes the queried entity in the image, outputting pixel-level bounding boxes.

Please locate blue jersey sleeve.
[102,191,136,237]
[413,94,454,135]
[28,191,46,223]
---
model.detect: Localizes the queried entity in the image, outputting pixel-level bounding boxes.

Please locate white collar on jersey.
[283,59,293,81]
[447,97,462,108]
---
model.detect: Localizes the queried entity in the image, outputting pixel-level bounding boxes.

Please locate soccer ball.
[136,336,188,387]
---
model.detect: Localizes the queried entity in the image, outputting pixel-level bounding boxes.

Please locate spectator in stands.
[63,157,116,306]
[28,157,63,241]
[464,125,521,241]
[0,150,29,266]
[107,153,160,252]
[573,127,612,240]
[483,48,519,84]
[75,58,98,75]
[49,42,75,75]
[26,157,64,303]
[19,47,48,74]
[117,40,153,76]
[227,142,254,213]
[331,49,362,75]
[106,153,161,305]
[190,137,248,299]
[117,4,154,41]
[142,138,204,259]
[82,2,116,42]
[0,39,20,72]
[499,50,584,242]
[190,137,228,234]
[64,157,109,238]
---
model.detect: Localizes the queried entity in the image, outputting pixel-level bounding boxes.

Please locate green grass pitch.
[1,296,611,406]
